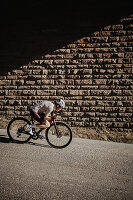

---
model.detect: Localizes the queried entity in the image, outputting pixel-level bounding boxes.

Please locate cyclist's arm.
[44,107,57,121]
[44,110,55,121]
[44,115,52,121]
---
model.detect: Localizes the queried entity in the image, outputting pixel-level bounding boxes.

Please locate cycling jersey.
[32,101,54,117]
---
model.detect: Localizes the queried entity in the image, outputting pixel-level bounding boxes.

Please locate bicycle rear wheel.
[46,122,72,149]
[7,117,32,143]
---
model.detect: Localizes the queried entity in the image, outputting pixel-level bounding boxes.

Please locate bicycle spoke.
[46,122,72,148]
[7,118,31,143]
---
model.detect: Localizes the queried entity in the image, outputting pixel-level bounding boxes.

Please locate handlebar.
[54,110,64,115]
[51,110,64,121]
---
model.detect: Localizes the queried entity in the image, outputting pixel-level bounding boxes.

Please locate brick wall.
[0,15,133,132]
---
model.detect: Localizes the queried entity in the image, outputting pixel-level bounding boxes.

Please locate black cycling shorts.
[30,109,45,123]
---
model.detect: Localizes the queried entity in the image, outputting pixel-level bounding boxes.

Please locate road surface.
[0,129,133,200]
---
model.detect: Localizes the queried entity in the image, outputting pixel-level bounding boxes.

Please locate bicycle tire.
[7,117,32,143]
[46,122,72,149]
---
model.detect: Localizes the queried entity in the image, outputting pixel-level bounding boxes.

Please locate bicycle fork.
[53,120,61,138]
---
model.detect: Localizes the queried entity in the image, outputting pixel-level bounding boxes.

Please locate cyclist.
[27,99,65,136]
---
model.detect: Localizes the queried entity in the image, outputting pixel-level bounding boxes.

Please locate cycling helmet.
[55,99,65,108]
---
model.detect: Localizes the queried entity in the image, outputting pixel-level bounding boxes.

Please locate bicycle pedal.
[32,134,38,140]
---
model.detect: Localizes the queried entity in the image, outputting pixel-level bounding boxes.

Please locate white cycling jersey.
[32,101,54,116]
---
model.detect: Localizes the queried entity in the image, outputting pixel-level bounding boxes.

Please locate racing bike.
[7,109,72,149]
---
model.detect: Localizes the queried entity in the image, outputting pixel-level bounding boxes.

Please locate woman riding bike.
[7,98,72,148]
[27,99,65,137]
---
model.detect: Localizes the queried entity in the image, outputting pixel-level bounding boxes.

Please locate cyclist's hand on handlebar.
[52,114,57,119]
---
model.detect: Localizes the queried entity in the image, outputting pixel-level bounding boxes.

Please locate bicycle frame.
[29,110,61,139]
[7,109,72,148]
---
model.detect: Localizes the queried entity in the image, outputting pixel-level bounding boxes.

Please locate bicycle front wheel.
[7,117,32,143]
[46,122,72,149]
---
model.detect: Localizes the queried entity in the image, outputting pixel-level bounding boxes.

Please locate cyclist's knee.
[46,120,50,128]
[42,120,50,128]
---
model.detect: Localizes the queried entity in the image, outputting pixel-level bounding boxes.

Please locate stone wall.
[0,15,133,132]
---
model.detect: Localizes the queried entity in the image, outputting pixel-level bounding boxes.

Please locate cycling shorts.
[30,109,45,123]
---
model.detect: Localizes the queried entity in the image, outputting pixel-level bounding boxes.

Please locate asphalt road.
[0,129,133,200]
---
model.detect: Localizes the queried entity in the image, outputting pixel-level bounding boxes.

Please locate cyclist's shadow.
[0,134,51,148]
[28,141,51,148]
[0,135,10,143]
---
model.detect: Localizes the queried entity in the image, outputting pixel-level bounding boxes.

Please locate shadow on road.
[0,135,10,143]
[0,134,51,148]
[28,141,51,148]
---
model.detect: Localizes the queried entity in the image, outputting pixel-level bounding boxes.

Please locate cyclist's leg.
[30,111,50,129]
[34,113,50,129]
[30,110,41,123]
[36,120,50,129]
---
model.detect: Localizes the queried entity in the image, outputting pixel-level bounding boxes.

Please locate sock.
[30,124,36,128]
